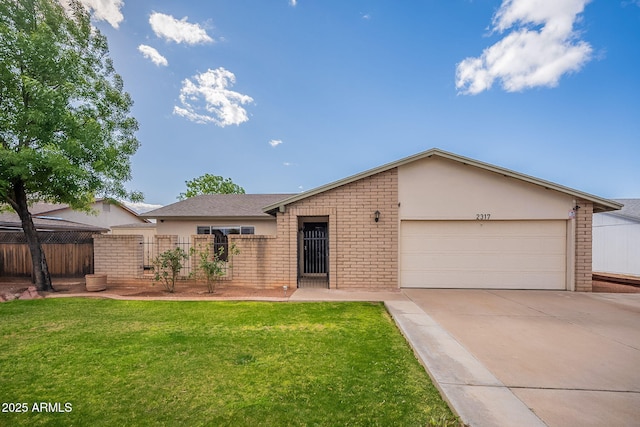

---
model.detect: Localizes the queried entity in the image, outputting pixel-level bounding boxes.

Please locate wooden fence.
[0,232,94,278]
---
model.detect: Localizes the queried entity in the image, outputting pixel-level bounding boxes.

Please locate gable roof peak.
[262,147,622,214]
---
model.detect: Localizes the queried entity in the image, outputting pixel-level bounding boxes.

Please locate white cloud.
[59,0,124,28]
[174,68,254,127]
[149,12,213,45]
[138,45,168,66]
[289,0,297,6]
[456,0,593,95]
[79,0,124,28]
[269,139,283,147]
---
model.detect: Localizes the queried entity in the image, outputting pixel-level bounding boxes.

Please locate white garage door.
[400,220,567,289]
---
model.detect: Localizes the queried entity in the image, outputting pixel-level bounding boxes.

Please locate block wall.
[93,234,144,280]
[229,235,283,288]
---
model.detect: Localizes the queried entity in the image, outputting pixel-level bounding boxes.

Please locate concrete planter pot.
[85,274,107,292]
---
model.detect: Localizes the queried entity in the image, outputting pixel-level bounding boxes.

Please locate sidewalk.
[288,287,409,302]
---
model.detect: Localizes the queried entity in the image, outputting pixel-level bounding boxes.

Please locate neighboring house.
[141,194,293,243]
[593,199,640,277]
[28,199,149,231]
[1,199,145,278]
[98,148,621,291]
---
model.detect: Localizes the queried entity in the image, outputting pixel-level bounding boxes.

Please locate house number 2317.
[476,213,491,220]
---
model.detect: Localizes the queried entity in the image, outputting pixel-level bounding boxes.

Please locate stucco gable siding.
[264,149,621,215]
[398,156,575,220]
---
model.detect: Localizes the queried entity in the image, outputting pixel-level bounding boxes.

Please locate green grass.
[0,298,458,426]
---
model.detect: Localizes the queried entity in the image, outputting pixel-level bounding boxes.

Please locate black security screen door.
[302,222,328,274]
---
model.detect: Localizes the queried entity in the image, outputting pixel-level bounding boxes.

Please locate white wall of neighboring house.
[47,201,146,230]
[593,213,640,277]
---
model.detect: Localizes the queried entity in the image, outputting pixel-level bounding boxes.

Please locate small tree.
[0,0,141,291]
[177,174,245,200]
[191,242,239,293]
[151,247,188,293]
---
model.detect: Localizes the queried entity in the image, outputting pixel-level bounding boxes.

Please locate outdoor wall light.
[374,210,380,222]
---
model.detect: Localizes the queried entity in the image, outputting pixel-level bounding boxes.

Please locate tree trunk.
[11,181,53,291]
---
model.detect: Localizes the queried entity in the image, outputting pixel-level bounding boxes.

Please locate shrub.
[151,247,189,293]
[191,243,239,293]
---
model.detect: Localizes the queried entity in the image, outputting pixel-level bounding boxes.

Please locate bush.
[191,243,239,293]
[151,247,189,293]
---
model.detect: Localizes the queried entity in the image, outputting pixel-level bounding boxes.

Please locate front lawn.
[0,298,458,426]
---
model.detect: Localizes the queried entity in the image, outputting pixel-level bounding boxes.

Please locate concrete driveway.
[399,289,640,427]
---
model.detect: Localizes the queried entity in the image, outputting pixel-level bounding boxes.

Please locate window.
[196,226,254,236]
[196,226,255,261]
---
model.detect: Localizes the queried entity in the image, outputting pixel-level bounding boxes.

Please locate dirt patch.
[592,280,640,293]
[110,285,291,299]
[0,279,293,300]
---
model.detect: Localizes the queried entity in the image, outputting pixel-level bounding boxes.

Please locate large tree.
[0,0,141,291]
[177,174,245,200]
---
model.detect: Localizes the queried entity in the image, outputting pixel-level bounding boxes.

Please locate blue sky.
[75,0,640,207]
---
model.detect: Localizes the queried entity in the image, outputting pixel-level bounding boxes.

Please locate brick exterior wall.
[270,168,399,290]
[92,167,594,292]
[575,199,593,292]
[94,234,143,280]
[229,235,281,288]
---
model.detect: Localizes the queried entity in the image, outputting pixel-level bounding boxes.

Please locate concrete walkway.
[292,288,640,427]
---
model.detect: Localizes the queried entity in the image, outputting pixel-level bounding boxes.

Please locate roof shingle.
[611,199,640,221]
[142,194,293,219]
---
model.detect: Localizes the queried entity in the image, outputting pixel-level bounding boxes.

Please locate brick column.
[575,200,593,292]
